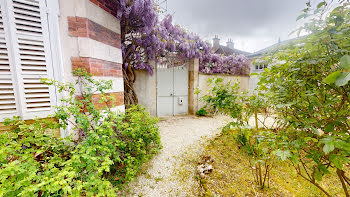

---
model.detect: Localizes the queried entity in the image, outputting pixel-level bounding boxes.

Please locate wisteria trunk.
[123,65,138,107]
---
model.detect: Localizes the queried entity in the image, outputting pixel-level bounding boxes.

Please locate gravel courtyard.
[122,115,231,197]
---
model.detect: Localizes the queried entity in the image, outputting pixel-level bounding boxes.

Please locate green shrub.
[202,78,245,122]
[235,128,249,147]
[0,118,73,196]
[0,70,161,196]
[255,2,350,196]
[196,108,208,116]
[233,128,277,189]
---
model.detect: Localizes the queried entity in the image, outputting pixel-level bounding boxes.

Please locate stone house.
[0,0,124,136]
[212,35,251,56]
[248,37,304,92]
[0,0,252,133]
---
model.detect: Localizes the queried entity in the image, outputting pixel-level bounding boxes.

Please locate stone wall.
[134,59,250,116]
[133,63,158,117]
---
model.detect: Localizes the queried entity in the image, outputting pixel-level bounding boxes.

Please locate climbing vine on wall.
[113,0,250,106]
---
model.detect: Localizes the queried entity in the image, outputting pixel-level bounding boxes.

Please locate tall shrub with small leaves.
[0,70,161,196]
[257,1,350,196]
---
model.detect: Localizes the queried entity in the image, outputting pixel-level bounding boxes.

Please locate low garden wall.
[198,73,249,110]
[134,60,250,116]
[134,68,157,117]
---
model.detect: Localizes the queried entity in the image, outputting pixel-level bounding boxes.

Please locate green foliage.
[255,1,350,196]
[234,128,278,189]
[235,128,249,147]
[201,77,246,124]
[202,77,276,189]
[324,55,350,86]
[0,70,161,196]
[198,128,346,196]
[196,108,208,116]
[202,77,271,128]
[200,2,350,195]
[0,118,72,196]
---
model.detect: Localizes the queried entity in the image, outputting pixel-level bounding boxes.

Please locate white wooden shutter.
[0,0,57,121]
[0,1,19,119]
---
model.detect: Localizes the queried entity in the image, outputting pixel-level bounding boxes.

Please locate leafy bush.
[233,127,277,189]
[235,128,251,151]
[199,1,350,195]
[202,77,282,189]
[0,70,161,196]
[256,2,350,196]
[202,77,271,127]
[196,108,208,116]
[201,78,247,123]
[0,118,73,196]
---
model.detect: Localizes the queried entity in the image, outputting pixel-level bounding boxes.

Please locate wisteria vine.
[114,0,250,105]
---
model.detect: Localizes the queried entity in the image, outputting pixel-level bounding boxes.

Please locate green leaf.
[311,127,320,135]
[317,1,326,9]
[296,13,307,21]
[320,137,336,154]
[290,154,299,164]
[324,123,334,133]
[297,27,303,37]
[323,71,341,84]
[304,137,318,142]
[323,143,335,154]
[330,154,349,169]
[314,168,323,181]
[250,73,259,76]
[340,55,350,70]
[335,72,350,86]
[334,140,350,152]
[274,149,291,161]
[319,164,329,174]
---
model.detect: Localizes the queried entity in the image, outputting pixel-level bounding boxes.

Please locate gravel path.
[122,115,231,197]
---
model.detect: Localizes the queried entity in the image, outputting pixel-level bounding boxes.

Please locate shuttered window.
[0,5,18,117]
[0,0,57,121]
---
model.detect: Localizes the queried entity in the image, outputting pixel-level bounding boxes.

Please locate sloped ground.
[121,115,231,197]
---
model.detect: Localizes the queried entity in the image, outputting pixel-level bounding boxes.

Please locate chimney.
[226,39,234,49]
[212,35,220,51]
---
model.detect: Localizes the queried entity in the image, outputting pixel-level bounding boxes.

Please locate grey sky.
[166,0,315,53]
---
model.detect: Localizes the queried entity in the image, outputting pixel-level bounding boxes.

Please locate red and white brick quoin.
[61,0,125,112]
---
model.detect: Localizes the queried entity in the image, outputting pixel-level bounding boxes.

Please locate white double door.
[157,64,188,117]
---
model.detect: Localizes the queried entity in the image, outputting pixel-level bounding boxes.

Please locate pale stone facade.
[58,0,125,136]
[0,0,125,137]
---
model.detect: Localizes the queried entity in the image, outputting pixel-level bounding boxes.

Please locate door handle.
[170,93,173,96]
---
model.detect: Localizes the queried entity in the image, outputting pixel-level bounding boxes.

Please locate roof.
[214,45,252,56]
[248,36,307,58]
